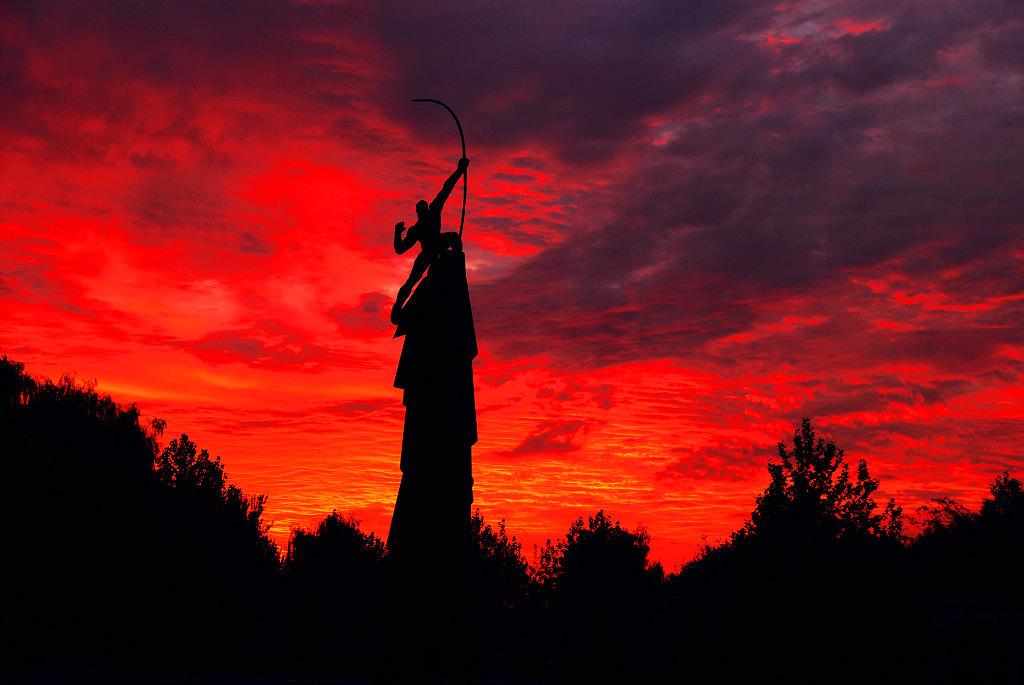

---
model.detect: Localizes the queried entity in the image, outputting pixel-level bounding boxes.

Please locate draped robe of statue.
[384,245,476,680]
[388,246,476,559]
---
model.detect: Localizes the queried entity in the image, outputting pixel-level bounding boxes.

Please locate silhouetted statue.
[384,157,478,683]
[391,157,470,325]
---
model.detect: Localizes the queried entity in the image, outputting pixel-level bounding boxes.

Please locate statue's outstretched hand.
[458,157,470,169]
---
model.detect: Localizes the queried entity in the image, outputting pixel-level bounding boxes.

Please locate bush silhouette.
[155,433,279,572]
[533,510,664,682]
[913,470,1024,596]
[909,472,1024,683]
[282,511,387,674]
[1,354,278,670]
[537,510,663,596]
[6,352,1022,683]
[673,420,910,683]
[467,509,533,611]
[3,355,165,667]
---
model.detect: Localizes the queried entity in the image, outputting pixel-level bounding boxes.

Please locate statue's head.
[416,200,428,217]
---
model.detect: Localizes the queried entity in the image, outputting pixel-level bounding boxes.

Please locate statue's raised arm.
[430,158,469,213]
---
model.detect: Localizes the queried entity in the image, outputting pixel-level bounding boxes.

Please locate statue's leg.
[391,252,432,325]
[391,281,413,325]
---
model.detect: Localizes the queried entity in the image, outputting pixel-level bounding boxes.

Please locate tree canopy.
[4,352,1022,682]
[1,353,278,669]
[734,418,904,545]
[537,509,663,597]
[468,509,533,610]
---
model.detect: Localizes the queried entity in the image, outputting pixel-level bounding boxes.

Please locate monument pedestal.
[382,247,477,683]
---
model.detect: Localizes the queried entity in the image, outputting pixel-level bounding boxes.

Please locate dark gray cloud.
[509,419,592,456]
[468,0,1024,379]
[326,293,393,337]
[660,444,764,481]
[4,0,1022,386]
[178,320,383,372]
[364,0,772,160]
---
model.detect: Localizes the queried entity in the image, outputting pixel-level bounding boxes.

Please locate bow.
[412,98,467,237]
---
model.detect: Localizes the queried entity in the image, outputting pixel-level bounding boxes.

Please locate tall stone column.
[383,246,476,682]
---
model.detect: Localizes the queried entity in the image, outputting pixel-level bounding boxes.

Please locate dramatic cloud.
[510,419,593,456]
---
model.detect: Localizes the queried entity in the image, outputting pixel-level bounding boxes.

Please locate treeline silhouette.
[3,354,1021,683]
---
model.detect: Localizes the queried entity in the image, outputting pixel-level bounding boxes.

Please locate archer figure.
[391,157,470,324]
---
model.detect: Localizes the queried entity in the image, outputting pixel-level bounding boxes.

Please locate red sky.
[2,0,1023,568]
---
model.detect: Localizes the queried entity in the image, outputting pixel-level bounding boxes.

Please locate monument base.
[380,247,478,684]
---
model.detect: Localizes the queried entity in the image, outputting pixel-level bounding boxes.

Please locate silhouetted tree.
[909,472,1023,683]
[458,511,540,680]
[915,471,1022,538]
[913,471,1023,591]
[2,354,165,667]
[286,510,386,574]
[0,353,38,407]
[155,433,276,562]
[673,420,911,683]
[537,510,663,594]
[155,432,229,493]
[534,510,664,682]
[146,432,280,670]
[981,470,1023,519]
[281,511,387,674]
[1,354,280,671]
[467,509,533,610]
[916,495,972,536]
[733,417,904,545]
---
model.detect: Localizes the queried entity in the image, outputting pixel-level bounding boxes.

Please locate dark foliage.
[669,420,914,683]
[982,471,1024,520]
[287,510,387,573]
[536,510,663,595]
[531,510,664,682]
[916,495,972,536]
[462,511,543,680]
[3,355,164,668]
[281,512,387,675]
[1,354,278,672]
[912,471,1024,594]
[734,417,905,545]
[907,472,1024,683]
[467,509,533,611]
[4,352,1023,684]
[155,433,279,572]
